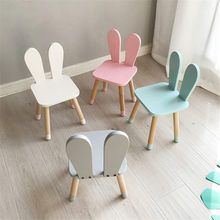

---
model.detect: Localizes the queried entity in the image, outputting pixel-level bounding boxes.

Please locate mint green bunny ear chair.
[128,51,200,149]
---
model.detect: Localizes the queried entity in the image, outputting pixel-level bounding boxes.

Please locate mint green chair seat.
[128,51,200,149]
[135,82,189,116]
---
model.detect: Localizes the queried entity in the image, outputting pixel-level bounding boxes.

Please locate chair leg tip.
[146,144,153,150]
[89,100,94,105]
[121,111,125,117]
[69,197,76,202]
[121,192,127,199]
[45,134,51,141]
[80,119,86,125]
[127,118,133,124]
[174,138,179,143]
[36,114,41,120]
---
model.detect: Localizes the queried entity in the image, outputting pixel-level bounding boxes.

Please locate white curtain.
[152,0,220,96]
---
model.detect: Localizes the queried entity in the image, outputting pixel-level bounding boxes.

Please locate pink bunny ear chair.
[90,28,141,117]
[24,42,86,140]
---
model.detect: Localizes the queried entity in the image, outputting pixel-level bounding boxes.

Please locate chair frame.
[66,130,129,201]
[25,42,86,140]
[128,52,200,149]
[89,29,141,117]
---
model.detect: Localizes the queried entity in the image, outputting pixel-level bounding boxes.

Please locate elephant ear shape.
[124,33,141,66]
[179,64,200,101]
[66,134,93,179]
[104,131,129,177]
[168,51,182,91]
[48,42,64,79]
[24,48,45,83]
[108,28,121,63]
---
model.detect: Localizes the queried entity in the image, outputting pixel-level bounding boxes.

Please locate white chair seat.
[68,130,127,177]
[31,75,79,107]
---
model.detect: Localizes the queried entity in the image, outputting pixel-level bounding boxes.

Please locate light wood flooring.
[0,55,220,220]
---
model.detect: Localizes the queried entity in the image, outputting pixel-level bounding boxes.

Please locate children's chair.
[128,51,200,149]
[24,42,86,140]
[66,130,129,201]
[89,28,141,116]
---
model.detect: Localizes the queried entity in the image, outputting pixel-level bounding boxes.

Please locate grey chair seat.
[68,130,127,177]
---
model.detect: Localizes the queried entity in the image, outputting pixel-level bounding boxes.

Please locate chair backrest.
[24,48,45,83]
[66,134,93,179]
[104,131,129,176]
[108,28,121,63]
[124,33,141,67]
[48,42,64,79]
[168,51,181,90]
[179,64,200,101]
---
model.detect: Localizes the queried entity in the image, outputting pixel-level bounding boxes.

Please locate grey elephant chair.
[66,130,129,201]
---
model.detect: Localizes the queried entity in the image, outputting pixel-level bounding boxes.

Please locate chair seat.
[93,60,137,86]
[135,82,189,116]
[31,75,79,107]
[68,130,127,177]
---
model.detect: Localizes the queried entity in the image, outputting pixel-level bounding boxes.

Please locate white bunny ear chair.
[24,42,86,140]
[66,130,129,202]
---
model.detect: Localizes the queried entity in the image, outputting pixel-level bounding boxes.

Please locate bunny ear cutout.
[48,42,64,79]
[168,51,182,91]
[24,48,45,83]
[66,135,93,179]
[108,28,121,63]
[125,33,141,66]
[104,131,129,176]
[179,64,200,101]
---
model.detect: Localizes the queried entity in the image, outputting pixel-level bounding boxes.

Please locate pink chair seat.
[93,60,137,86]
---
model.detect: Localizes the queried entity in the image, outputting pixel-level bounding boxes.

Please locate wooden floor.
[0,55,220,220]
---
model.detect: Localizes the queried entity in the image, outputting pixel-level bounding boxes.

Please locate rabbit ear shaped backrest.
[24,48,45,83]
[104,131,129,176]
[48,42,64,79]
[125,33,141,66]
[179,64,200,101]
[168,51,181,90]
[108,28,121,63]
[66,135,93,179]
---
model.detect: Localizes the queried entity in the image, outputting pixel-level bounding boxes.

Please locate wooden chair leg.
[72,98,86,125]
[128,100,140,123]
[103,81,108,92]
[69,177,79,202]
[36,103,41,120]
[173,112,179,143]
[116,174,127,199]
[119,86,125,117]
[146,116,158,150]
[128,80,136,102]
[90,79,99,104]
[69,99,75,109]
[44,107,51,140]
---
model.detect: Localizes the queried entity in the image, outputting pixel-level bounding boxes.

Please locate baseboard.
[0,44,152,98]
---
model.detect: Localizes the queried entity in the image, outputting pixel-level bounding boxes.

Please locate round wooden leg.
[146,116,158,150]
[72,98,86,125]
[128,100,140,123]
[129,80,136,102]
[90,80,99,105]
[173,112,179,143]
[103,81,108,92]
[36,103,41,120]
[116,174,127,199]
[119,86,125,117]
[69,177,79,202]
[44,107,51,140]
